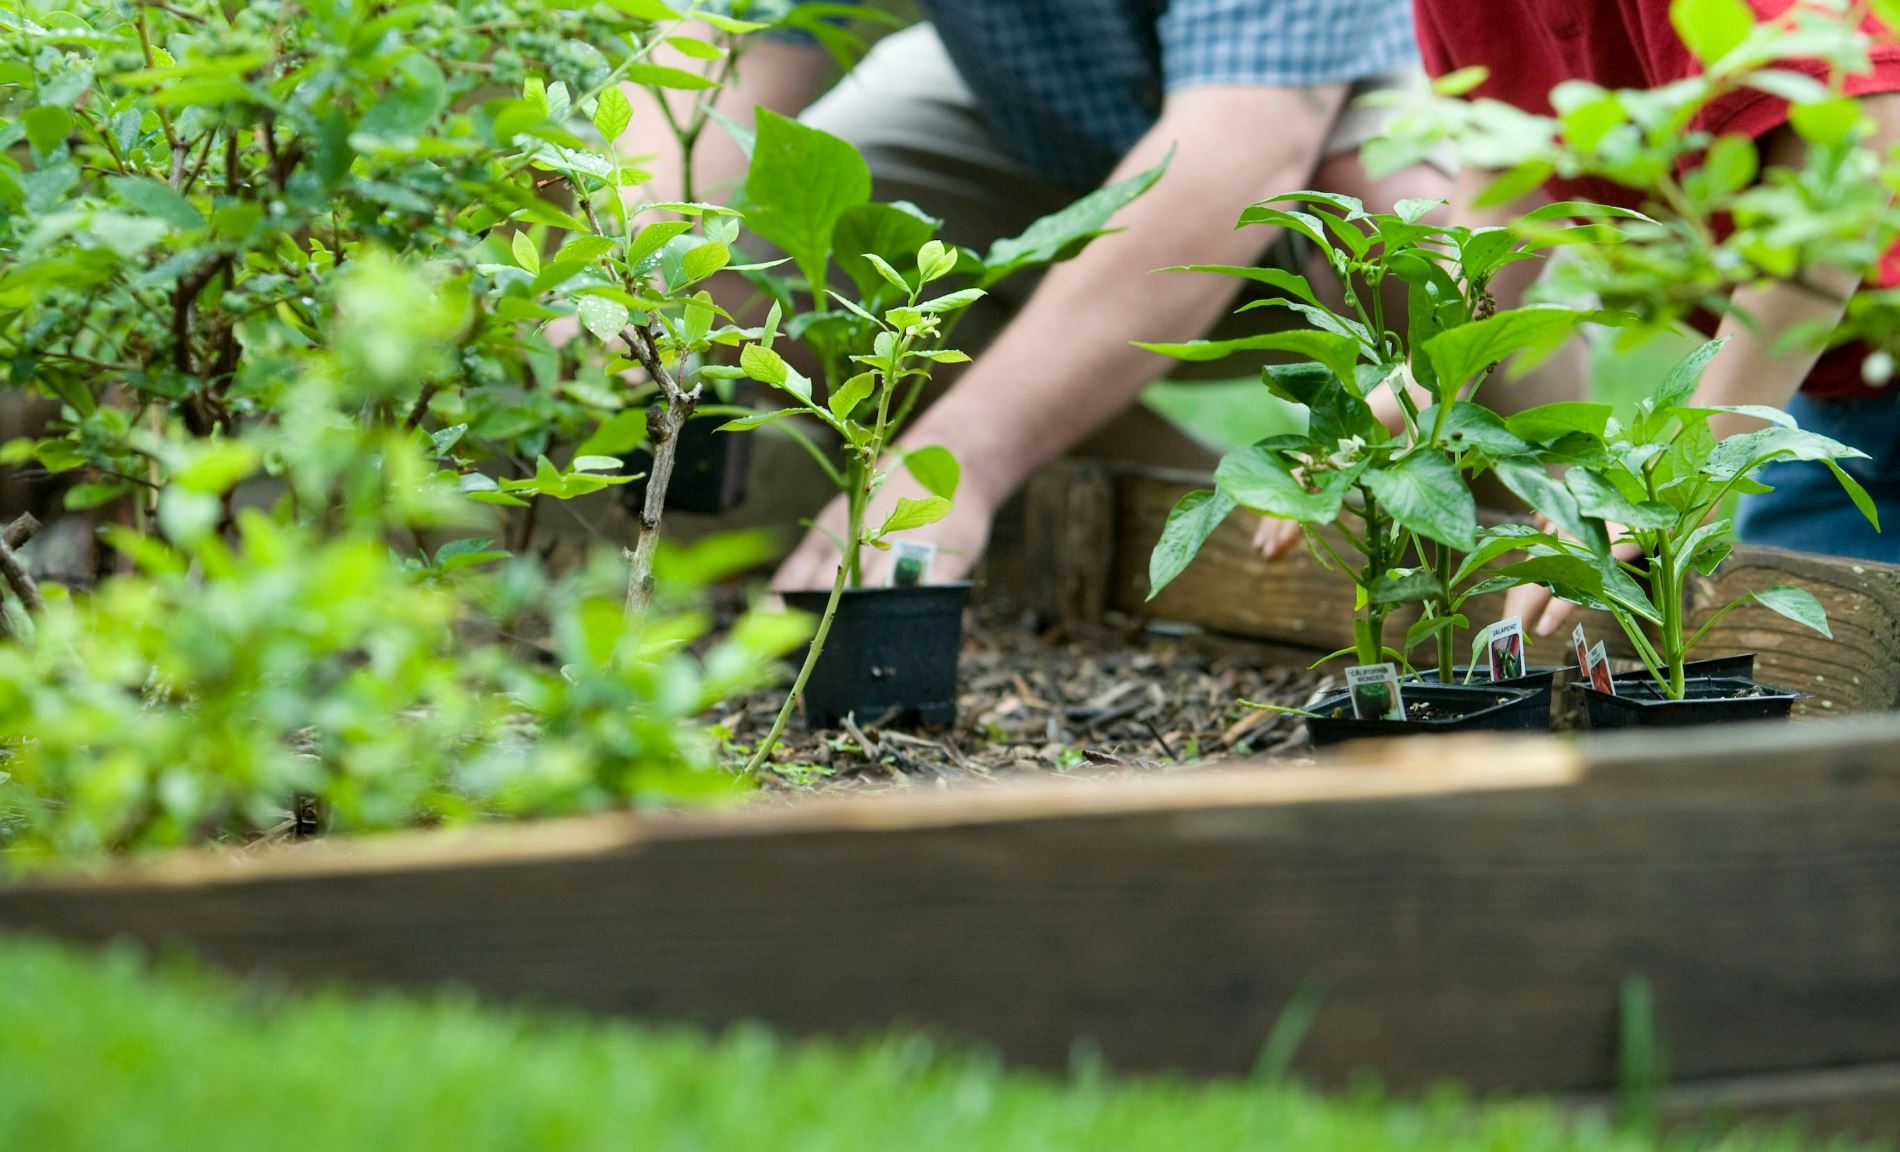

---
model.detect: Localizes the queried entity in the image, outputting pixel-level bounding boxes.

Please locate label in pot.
[1346,663,1405,721]
[1485,615,1525,682]
[1587,641,1615,696]
[888,540,936,588]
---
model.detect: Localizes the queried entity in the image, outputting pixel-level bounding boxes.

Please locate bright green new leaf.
[511,230,540,274]
[879,496,951,536]
[1158,264,1318,306]
[1670,0,1754,64]
[833,200,941,301]
[593,85,632,144]
[623,63,718,90]
[902,445,959,500]
[826,372,874,420]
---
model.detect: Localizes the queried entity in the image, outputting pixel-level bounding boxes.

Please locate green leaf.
[576,410,647,457]
[740,343,812,402]
[678,240,730,285]
[833,200,942,302]
[863,253,912,296]
[106,176,202,230]
[1420,402,1532,458]
[826,372,874,420]
[1214,446,1352,524]
[879,496,951,536]
[623,63,718,90]
[1135,330,1361,388]
[743,110,871,291]
[1825,459,1880,531]
[716,409,797,431]
[1421,306,1583,396]
[1368,568,1445,607]
[1565,468,1676,531]
[511,230,540,274]
[1148,488,1236,598]
[1670,0,1754,64]
[23,105,71,154]
[1363,450,1478,552]
[915,288,984,315]
[1750,584,1831,638]
[979,150,1170,288]
[1504,402,1614,443]
[628,220,694,272]
[1651,337,1727,412]
[1704,426,1867,482]
[593,85,632,143]
[1494,458,1609,555]
[1790,97,1864,146]
[577,295,629,341]
[1158,264,1318,306]
[902,445,959,500]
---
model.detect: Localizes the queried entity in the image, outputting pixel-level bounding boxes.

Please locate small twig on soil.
[840,714,882,764]
[1142,717,1178,762]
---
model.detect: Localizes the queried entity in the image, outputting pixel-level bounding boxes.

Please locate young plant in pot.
[1139,193,1598,741]
[713,113,1166,761]
[1489,338,1876,728]
[728,242,977,765]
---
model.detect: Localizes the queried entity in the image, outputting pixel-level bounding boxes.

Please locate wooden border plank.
[1688,545,1900,714]
[7,719,1900,1102]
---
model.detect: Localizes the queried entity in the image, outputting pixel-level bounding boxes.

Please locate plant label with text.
[1486,615,1525,682]
[1346,663,1405,721]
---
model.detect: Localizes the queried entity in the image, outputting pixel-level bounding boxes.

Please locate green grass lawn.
[0,935,1875,1152]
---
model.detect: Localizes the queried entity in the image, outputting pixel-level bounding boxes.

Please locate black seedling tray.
[1610,652,1756,685]
[1405,664,1560,730]
[1306,683,1542,748]
[779,583,970,729]
[1576,674,1797,729]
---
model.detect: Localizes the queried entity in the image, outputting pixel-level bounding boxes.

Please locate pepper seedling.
[1480,337,1878,698]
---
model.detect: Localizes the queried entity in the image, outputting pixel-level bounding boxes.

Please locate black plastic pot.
[622,411,751,516]
[1575,674,1797,729]
[1405,664,1560,730]
[779,582,970,728]
[1610,652,1756,686]
[1306,683,1542,748]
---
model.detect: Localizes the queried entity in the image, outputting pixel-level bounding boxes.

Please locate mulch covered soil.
[717,610,1335,793]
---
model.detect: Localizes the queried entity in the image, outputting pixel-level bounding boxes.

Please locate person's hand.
[1252,516,1303,561]
[1504,515,1645,636]
[770,462,994,592]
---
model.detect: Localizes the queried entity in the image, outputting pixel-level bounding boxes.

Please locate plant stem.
[742,496,864,777]
[1433,542,1456,682]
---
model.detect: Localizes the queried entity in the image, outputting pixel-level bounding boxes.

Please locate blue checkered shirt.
[918,1,1419,190]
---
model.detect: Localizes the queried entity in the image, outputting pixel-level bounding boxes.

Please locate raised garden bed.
[7,717,1900,1145]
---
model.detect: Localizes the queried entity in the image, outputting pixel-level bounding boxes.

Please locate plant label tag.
[1345,663,1405,721]
[1486,615,1525,682]
[1587,641,1616,696]
[888,540,936,589]
[1571,623,1590,678]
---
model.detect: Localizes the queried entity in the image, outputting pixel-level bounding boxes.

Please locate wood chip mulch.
[716,611,1337,794]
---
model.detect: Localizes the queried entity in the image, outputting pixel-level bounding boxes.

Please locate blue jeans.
[1734,390,1900,562]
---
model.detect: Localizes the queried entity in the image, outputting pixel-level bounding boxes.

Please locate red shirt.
[1413,0,1900,398]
